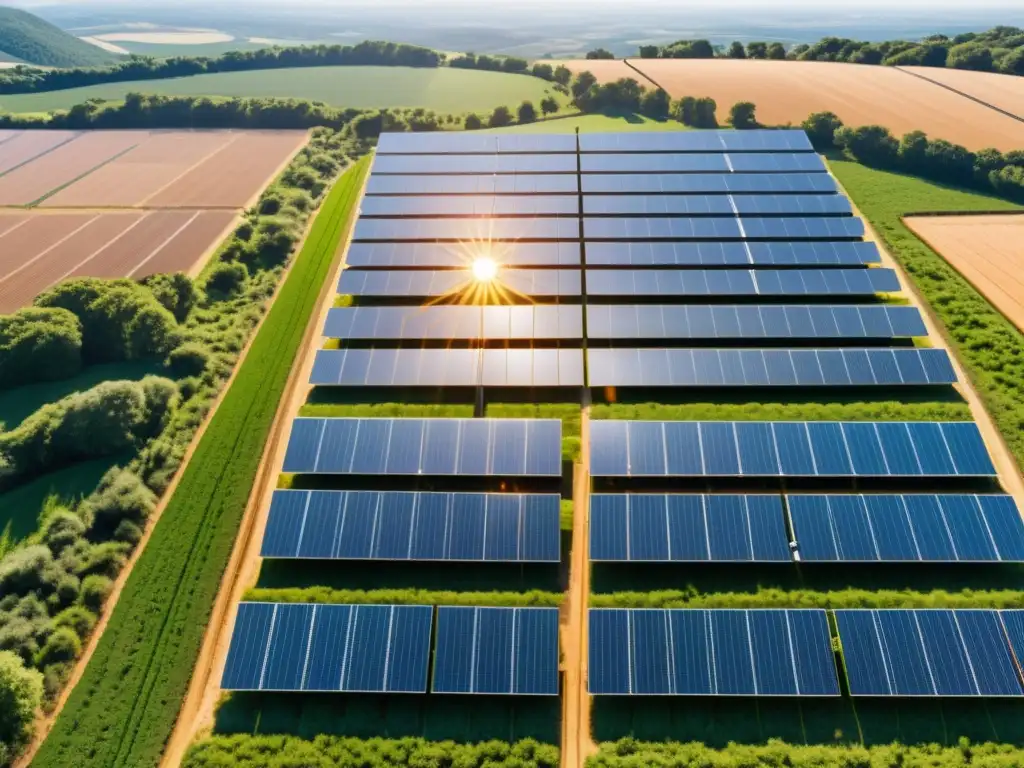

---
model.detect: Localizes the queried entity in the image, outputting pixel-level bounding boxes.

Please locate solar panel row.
[373,154,578,175]
[366,174,581,196]
[376,132,577,155]
[584,217,863,241]
[583,194,851,217]
[586,304,926,340]
[789,494,1024,563]
[582,173,837,195]
[221,603,433,692]
[586,241,880,267]
[283,418,563,476]
[579,153,826,174]
[433,607,560,695]
[588,609,840,696]
[589,420,995,478]
[586,268,899,297]
[262,489,561,562]
[353,217,580,242]
[360,194,578,218]
[586,348,956,388]
[836,609,1024,697]
[589,494,791,562]
[310,348,584,387]
[322,305,583,340]
[346,241,581,268]
[339,267,583,298]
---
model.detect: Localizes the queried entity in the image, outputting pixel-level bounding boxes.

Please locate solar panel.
[360,195,579,218]
[835,609,1024,696]
[588,420,996,478]
[372,154,578,175]
[789,494,1024,563]
[433,607,559,695]
[221,603,433,692]
[345,242,581,268]
[585,241,881,267]
[376,132,577,155]
[339,268,582,298]
[588,609,839,696]
[585,268,899,297]
[585,305,927,340]
[586,348,956,387]
[322,305,583,340]
[365,174,580,195]
[583,194,851,217]
[580,153,826,174]
[578,129,814,153]
[353,217,579,242]
[582,173,838,195]
[583,217,863,241]
[589,494,791,562]
[262,489,561,562]
[283,418,563,476]
[310,348,585,387]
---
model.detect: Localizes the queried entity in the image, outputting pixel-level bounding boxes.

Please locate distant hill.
[0,7,120,68]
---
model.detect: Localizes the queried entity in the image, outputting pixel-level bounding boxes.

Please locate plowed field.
[906,214,1024,332]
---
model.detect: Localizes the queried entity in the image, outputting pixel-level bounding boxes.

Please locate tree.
[552,65,572,85]
[693,97,718,128]
[729,101,757,129]
[746,42,768,59]
[801,111,844,150]
[674,96,697,126]
[570,71,598,102]
[488,105,513,128]
[638,45,660,58]
[517,101,537,124]
[540,97,559,116]
[834,124,899,168]
[640,88,671,120]
[585,48,615,60]
[726,41,747,59]
[464,113,482,130]
[767,42,787,59]
[531,62,554,80]
[947,42,994,71]
[0,651,43,761]
[663,39,714,58]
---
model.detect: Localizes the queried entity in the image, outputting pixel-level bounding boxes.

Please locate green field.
[493,113,685,133]
[32,158,370,768]
[0,66,566,114]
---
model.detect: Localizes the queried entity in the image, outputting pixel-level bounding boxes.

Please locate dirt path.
[561,400,596,768]
[159,167,367,767]
[831,168,1024,508]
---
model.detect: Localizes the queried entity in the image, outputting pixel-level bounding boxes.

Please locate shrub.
[540,96,559,115]
[34,627,80,667]
[202,262,248,298]
[41,512,86,556]
[464,113,482,130]
[52,606,96,639]
[76,543,128,580]
[488,105,513,128]
[53,575,80,607]
[0,651,43,761]
[0,546,55,598]
[141,273,198,323]
[113,520,143,546]
[80,468,156,539]
[728,100,757,129]
[801,111,843,150]
[835,124,899,168]
[639,88,671,120]
[517,100,537,124]
[0,307,82,389]
[166,342,210,379]
[79,575,113,612]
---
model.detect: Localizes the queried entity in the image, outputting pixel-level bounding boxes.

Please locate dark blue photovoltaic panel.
[588,609,839,696]
[372,154,577,175]
[578,129,814,153]
[360,195,578,217]
[585,268,898,297]
[262,490,560,562]
[376,132,577,154]
[366,174,580,195]
[788,494,1024,563]
[339,268,582,298]
[589,494,790,562]
[310,348,584,387]
[583,194,851,217]
[433,607,559,694]
[1002,610,1024,673]
[585,241,880,266]
[283,418,562,476]
[583,217,863,240]
[353,217,579,241]
[322,305,582,340]
[582,173,837,194]
[580,153,825,174]
[221,603,433,692]
[345,242,581,267]
[585,305,926,340]
[836,609,1024,697]
[588,420,996,478]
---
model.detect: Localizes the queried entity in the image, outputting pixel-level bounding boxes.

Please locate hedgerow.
[244,587,565,607]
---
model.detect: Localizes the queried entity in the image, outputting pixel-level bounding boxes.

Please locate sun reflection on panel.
[421,239,534,308]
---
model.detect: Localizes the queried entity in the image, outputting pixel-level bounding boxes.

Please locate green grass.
[245,586,564,606]
[828,159,1024,473]
[297,402,474,418]
[0,66,567,114]
[491,113,685,133]
[0,7,119,68]
[590,401,972,422]
[32,157,370,768]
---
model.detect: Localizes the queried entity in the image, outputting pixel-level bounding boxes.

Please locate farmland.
[561,58,1024,151]
[0,66,566,114]
[900,66,1024,120]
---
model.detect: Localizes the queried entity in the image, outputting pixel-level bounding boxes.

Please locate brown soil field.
[0,132,144,206]
[547,58,639,84]
[900,66,1024,122]
[906,214,1024,332]
[568,58,1024,151]
[0,131,79,175]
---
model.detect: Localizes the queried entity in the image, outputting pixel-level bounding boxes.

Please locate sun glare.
[471,257,498,282]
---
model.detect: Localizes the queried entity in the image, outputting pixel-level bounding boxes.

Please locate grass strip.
[33,157,370,768]
[828,159,1024,471]
[590,588,1024,610]
[591,401,971,422]
[244,587,565,607]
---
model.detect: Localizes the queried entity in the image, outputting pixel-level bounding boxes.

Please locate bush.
[488,105,513,128]
[41,511,86,556]
[141,273,198,323]
[0,546,55,598]
[52,606,96,639]
[540,96,559,116]
[728,100,757,129]
[166,342,211,378]
[79,575,113,612]
[802,111,843,150]
[202,262,248,298]
[0,307,82,389]
[0,651,43,761]
[464,113,482,130]
[517,100,537,124]
[35,627,80,667]
[639,88,670,120]
[835,124,899,168]
[79,468,156,539]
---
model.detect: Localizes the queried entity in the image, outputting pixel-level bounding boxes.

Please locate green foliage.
[245,587,564,606]
[0,307,82,390]
[184,736,559,768]
[592,400,970,422]
[141,273,198,323]
[202,262,248,299]
[78,467,157,540]
[829,159,1024,471]
[32,158,371,768]
[0,650,43,765]
[728,100,757,129]
[591,587,1024,609]
[166,342,211,378]
[659,39,715,58]
[517,100,537,124]
[51,606,96,639]
[0,7,117,68]
[726,41,747,59]
[79,574,113,612]
[34,626,80,667]
[540,96,559,116]
[801,111,844,150]
[300,403,474,418]
[488,105,513,128]
[586,48,616,59]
